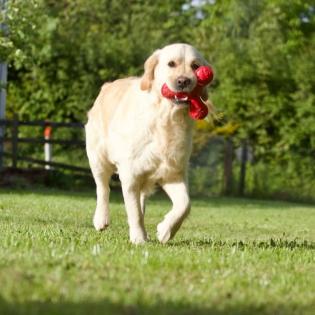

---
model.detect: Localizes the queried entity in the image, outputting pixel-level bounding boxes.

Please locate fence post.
[223,137,234,195]
[11,114,18,168]
[0,62,7,171]
[44,124,52,170]
[239,139,248,196]
[0,0,8,171]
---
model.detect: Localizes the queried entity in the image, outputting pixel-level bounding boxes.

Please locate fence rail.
[2,152,90,173]
[0,119,84,128]
[0,116,89,174]
[0,137,85,146]
[0,117,254,195]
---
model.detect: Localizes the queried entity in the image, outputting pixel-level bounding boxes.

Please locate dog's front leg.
[121,177,147,244]
[157,181,191,243]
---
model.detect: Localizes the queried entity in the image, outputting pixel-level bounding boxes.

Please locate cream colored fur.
[85,43,210,244]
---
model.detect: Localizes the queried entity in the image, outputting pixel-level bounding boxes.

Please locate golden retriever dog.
[85,43,211,244]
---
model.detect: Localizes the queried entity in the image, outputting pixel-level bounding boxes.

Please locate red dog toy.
[161,66,214,120]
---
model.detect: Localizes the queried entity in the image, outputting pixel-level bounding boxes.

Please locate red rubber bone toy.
[161,66,214,120]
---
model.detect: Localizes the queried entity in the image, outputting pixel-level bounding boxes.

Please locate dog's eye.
[168,61,176,67]
[191,63,200,70]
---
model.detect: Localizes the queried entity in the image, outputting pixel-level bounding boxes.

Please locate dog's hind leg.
[157,181,191,243]
[140,184,155,216]
[140,192,146,215]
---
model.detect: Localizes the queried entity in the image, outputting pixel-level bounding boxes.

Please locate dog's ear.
[140,50,160,91]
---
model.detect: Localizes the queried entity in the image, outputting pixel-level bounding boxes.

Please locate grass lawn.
[0,188,314,315]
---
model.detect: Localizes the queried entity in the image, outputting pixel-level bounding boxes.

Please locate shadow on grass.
[0,297,313,315]
[168,238,315,250]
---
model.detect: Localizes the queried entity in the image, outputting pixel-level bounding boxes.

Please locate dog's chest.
[135,110,193,181]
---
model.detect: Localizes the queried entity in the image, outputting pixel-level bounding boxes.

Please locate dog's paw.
[93,212,109,231]
[157,221,172,244]
[129,228,147,245]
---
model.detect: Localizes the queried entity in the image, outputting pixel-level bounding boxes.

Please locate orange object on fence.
[44,125,52,170]
[44,126,52,138]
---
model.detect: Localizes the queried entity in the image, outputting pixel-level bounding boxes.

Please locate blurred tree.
[2,0,193,121]
[1,0,314,198]
[194,0,315,158]
[191,0,315,197]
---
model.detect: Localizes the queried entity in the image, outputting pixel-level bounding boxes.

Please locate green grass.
[0,188,314,315]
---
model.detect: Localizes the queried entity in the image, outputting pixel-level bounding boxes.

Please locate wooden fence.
[0,116,90,174]
[0,117,250,195]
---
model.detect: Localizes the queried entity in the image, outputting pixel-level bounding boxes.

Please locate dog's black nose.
[177,76,191,89]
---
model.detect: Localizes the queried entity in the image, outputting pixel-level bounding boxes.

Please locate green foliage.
[195,0,315,155]
[1,0,314,198]
[0,0,42,65]
[191,0,315,198]
[3,0,191,121]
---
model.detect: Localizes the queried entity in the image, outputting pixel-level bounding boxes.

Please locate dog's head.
[140,43,210,99]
